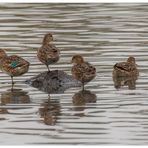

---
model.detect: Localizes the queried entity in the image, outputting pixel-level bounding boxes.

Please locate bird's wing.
[114,62,135,72]
[3,55,29,69]
[72,62,96,77]
[85,62,96,73]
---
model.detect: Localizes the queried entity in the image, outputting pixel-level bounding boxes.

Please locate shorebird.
[0,49,30,90]
[37,33,60,71]
[71,55,96,91]
[113,56,139,77]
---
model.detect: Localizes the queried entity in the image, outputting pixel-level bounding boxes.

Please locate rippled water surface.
[1,3,148,145]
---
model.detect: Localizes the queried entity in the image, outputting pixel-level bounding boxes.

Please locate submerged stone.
[25,70,81,94]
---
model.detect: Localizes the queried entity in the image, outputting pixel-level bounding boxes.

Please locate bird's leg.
[11,84,14,92]
[48,94,50,105]
[11,76,14,91]
[82,82,85,91]
[46,64,50,72]
[11,76,14,84]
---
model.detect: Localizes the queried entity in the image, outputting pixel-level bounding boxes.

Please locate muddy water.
[0,3,148,145]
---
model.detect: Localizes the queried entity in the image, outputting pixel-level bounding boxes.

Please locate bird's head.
[127,56,136,64]
[71,55,84,65]
[42,33,54,45]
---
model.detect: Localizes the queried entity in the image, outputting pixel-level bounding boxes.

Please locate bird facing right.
[71,55,96,91]
[113,56,139,77]
[37,33,60,71]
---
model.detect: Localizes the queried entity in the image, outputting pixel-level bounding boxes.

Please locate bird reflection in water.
[0,88,30,114]
[39,96,61,126]
[1,89,30,104]
[113,75,138,90]
[72,90,97,117]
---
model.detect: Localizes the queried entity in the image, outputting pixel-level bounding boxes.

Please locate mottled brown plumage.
[0,49,30,89]
[37,33,60,71]
[71,55,96,90]
[113,56,139,77]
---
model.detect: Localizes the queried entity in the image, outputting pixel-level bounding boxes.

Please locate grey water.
[0,3,148,145]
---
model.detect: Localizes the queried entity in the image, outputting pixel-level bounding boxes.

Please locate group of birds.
[0,32,139,91]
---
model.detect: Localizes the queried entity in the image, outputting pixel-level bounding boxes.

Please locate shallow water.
[0,3,148,145]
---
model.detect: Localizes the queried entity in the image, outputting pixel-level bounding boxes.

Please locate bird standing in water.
[37,33,60,71]
[71,55,96,91]
[0,49,30,90]
[113,56,139,77]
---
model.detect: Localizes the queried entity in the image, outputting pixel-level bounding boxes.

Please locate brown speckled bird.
[113,56,139,77]
[71,55,96,91]
[0,49,30,89]
[37,33,60,71]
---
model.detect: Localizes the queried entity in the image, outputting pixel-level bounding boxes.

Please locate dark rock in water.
[25,70,81,94]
